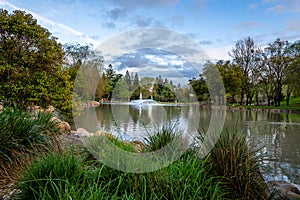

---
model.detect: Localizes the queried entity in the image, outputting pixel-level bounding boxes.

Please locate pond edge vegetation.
[0,105,277,200]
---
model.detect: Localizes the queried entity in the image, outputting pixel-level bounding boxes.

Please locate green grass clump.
[205,128,268,200]
[16,151,88,200]
[15,150,225,200]
[144,123,184,152]
[14,124,226,200]
[0,105,59,165]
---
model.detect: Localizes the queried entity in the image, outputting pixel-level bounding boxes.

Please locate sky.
[1,0,300,84]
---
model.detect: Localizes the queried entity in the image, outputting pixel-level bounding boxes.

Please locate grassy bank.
[0,106,60,191]
[229,96,300,112]
[0,106,269,199]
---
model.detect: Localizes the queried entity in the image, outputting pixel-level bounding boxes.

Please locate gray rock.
[268,180,300,200]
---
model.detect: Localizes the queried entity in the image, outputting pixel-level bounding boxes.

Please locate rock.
[59,121,71,133]
[268,180,300,200]
[93,101,100,106]
[94,129,106,136]
[51,117,71,133]
[131,140,148,152]
[46,105,55,113]
[75,128,94,137]
[51,116,62,123]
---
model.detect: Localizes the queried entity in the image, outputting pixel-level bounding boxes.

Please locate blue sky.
[1,0,300,83]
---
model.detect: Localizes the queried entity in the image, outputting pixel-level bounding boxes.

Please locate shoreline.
[226,105,300,114]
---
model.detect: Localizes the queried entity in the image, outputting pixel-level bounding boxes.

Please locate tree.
[124,70,131,89]
[63,43,103,83]
[285,40,300,105]
[133,73,140,87]
[103,64,122,100]
[202,61,226,105]
[230,37,260,105]
[0,9,71,112]
[189,75,209,102]
[263,38,290,106]
[215,60,243,101]
[111,77,130,101]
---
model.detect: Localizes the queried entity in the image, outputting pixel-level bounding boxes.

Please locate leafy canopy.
[0,9,72,112]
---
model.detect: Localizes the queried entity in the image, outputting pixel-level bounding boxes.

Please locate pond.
[74,104,300,188]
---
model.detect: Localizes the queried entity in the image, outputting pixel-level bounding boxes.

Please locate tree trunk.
[249,96,253,106]
[240,91,244,105]
[255,93,259,106]
[286,90,291,106]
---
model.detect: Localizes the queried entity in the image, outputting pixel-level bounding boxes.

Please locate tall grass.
[16,150,87,200]
[0,105,60,189]
[144,123,186,152]
[14,126,226,200]
[204,127,269,200]
[0,106,59,162]
[15,150,226,200]
[12,123,269,199]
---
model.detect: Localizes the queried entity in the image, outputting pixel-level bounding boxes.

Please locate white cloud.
[266,4,286,13]
[205,46,232,61]
[234,21,263,29]
[286,19,300,32]
[263,0,300,13]
[2,0,99,45]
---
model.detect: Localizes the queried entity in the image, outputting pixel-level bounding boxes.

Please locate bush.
[205,128,268,199]
[16,151,87,200]
[144,123,185,152]
[15,140,226,199]
[0,106,59,165]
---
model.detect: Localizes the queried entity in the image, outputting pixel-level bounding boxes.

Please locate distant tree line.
[189,37,300,106]
[2,9,298,117]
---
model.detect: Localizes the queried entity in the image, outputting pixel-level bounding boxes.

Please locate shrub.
[0,105,59,165]
[205,128,268,199]
[144,123,185,152]
[15,151,87,200]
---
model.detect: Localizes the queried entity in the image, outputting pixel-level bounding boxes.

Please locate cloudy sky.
[1,0,300,83]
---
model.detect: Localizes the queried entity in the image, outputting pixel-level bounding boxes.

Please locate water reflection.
[227,110,300,187]
[75,105,300,187]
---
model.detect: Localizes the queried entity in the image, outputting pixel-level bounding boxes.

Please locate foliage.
[0,105,59,174]
[144,123,184,152]
[0,9,72,113]
[204,128,268,200]
[229,37,261,105]
[263,38,291,107]
[15,147,226,200]
[16,150,87,200]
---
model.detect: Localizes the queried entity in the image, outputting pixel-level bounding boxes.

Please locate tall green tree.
[202,61,226,104]
[230,37,260,105]
[285,40,300,105]
[0,9,71,112]
[263,38,290,106]
[189,75,209,102]
[63,43,103,83]
[102,64,122,100]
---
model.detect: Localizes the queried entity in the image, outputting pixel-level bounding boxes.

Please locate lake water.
[74,104,300,187]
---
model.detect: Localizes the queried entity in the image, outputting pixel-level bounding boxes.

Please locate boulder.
[75,128,94,137]
[51,117,71,133]
[46,105,55,113]
[94,129,106,136]
[51,116,62,123]
[93,101,100,106]
[58,121,71,133]
[268,180,300,200]
[131,140,148,152]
